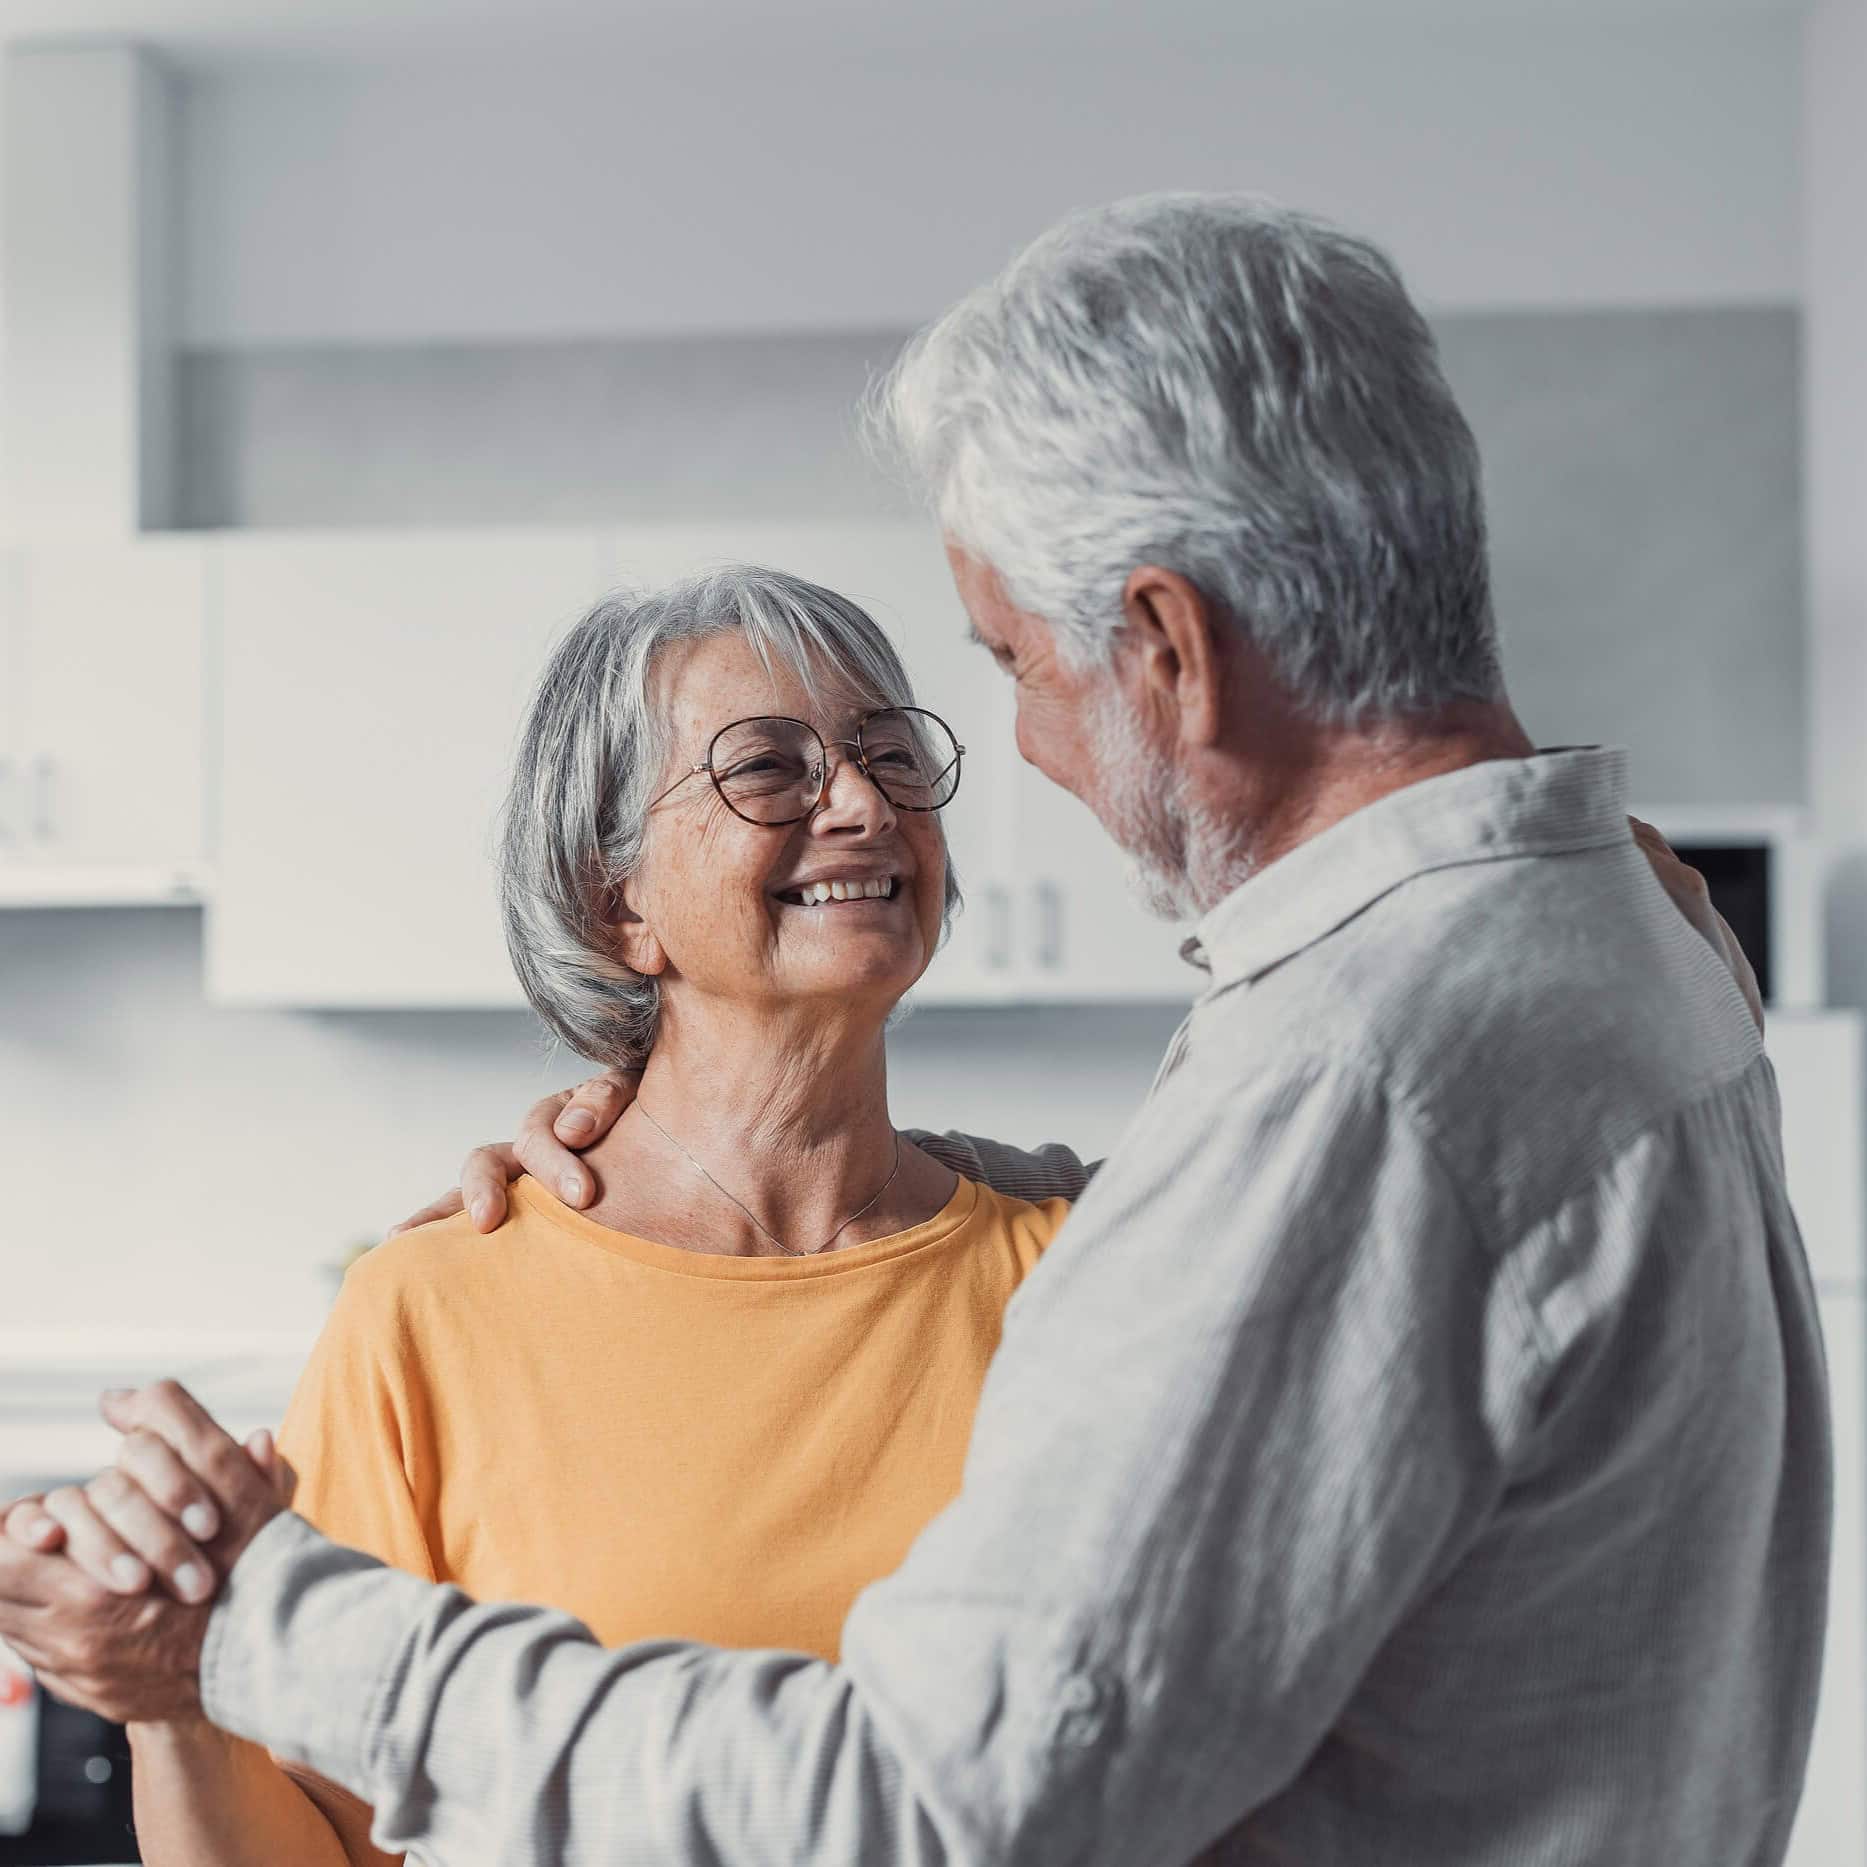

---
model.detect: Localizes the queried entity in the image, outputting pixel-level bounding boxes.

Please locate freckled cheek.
[688,812,785,938]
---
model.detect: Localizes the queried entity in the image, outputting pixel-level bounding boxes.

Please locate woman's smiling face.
[614,631,949,1017]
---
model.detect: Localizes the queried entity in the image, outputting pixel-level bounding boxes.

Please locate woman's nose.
[812,748,896,833]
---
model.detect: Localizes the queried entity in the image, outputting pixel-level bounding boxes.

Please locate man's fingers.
[515,1091,594,1208]
[39,1485,150,1596]
[459,1142,523,1231]
[553,1071,639,1145]
[445,1071,642,1233]
[386,1187,466,1239]
[98,1382,275,1524]
[79,1467,215,1605]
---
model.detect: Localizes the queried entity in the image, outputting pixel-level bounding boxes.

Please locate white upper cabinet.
[203,520,1201,1007]
[0,539,207,902]
[209,531,612,1005]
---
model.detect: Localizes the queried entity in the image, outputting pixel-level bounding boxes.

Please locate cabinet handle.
[28,757,53,843]
[984,883,1012,970]
[1034,880,1063,970]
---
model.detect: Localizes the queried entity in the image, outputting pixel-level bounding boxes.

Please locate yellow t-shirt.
[278,1171,1068,1663]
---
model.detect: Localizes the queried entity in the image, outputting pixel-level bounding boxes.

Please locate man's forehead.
[944,544,1047,649]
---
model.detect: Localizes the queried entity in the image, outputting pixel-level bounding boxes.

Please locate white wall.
[178,19,1801,349]
[0,909,1183,1336]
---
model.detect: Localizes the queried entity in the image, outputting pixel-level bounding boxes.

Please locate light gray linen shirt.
[201,747,1830,1866]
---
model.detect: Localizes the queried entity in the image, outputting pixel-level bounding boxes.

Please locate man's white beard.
[1086,688,1253,922]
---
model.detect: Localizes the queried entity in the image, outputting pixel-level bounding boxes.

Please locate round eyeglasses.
[648,707,965,827]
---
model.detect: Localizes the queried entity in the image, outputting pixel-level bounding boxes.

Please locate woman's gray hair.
[871,192,1503,724]
[499,563,959,1070]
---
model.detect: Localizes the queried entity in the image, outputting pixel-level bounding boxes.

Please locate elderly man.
[0,194,1825,1865]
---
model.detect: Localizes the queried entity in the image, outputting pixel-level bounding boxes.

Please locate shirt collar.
[1180,746,1632,987]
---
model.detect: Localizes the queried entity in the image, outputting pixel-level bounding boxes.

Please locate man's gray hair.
[499,563,959,1069]
[874,192,1503,722]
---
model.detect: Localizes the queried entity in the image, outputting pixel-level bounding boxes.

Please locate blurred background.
[0,0,1862,1859]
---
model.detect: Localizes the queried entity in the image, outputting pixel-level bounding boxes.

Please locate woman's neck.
[574,1005,951,1256]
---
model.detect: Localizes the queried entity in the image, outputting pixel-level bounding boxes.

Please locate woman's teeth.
[783,877,898,906]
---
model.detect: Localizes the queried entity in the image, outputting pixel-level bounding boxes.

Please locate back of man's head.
[876,193,1503,727]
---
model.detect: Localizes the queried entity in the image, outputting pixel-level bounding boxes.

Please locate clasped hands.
[0,1382,293,1725]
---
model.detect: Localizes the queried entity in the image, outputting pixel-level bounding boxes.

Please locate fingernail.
[559,1173,583,1204]
[174,1562,210,1603]
[469,1196,492,1228]
[100,1388,131,1405]
[181,1504,217,1540]
[28,1516,56,1544]
[561,1108,596,1136]
[111,1554,148,1590]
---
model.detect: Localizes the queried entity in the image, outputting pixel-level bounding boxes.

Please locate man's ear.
[1120,565,1224,749]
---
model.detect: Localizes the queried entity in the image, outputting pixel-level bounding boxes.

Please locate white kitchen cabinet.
[209,531,612,1005]
[197,521,1179,1006]
[0,539,207,902]
[208,520,1033,1009]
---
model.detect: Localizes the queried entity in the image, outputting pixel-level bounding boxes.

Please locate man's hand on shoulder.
[385,1069,641,1238]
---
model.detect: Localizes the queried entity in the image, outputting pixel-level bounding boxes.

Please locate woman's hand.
[1628,817,1765,1032]
[387,1070,641,1236]
[0,1385,293,1725]
[3,1400,292,1606]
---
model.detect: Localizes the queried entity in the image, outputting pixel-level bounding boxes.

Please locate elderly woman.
[16,563,1752,1867]
[116,565,1088,1866]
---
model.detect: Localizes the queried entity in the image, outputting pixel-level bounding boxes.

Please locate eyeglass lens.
[708,711,961,824]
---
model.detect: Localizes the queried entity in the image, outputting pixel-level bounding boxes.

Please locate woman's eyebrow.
[822,701,895,736]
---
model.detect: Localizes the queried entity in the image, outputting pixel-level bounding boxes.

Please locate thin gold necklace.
[633,1103,903,1258]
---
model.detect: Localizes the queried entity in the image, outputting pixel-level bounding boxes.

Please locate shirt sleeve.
[906,1129,1100,1202]
[201,1052,1530,1866]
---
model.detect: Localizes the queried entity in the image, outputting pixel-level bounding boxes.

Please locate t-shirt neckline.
[509,1171,982,1281]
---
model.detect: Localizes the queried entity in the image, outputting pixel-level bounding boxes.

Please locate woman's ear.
[603,876,667,978]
